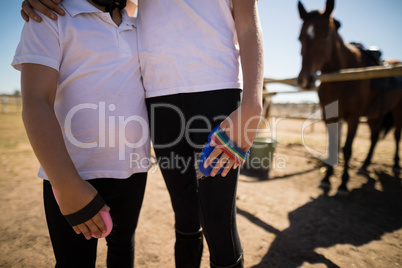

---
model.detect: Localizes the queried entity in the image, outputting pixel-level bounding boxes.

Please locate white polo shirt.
[12,0,150,180]
[137,0,243,98]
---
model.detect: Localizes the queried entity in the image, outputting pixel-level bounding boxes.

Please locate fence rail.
[263,63,402,97]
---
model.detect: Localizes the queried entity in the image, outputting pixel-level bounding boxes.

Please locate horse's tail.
[380,112,394,139]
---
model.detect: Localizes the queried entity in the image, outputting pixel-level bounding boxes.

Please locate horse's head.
[297,0,341,89]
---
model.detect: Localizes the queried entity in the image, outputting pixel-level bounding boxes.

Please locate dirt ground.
[0,108,401,268]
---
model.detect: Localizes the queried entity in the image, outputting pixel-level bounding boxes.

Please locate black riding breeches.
[146,89,243,266]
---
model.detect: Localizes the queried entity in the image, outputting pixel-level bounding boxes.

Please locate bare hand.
[21,0,65,22]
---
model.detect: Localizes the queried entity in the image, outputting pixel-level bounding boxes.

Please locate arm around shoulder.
[21,0,65,22]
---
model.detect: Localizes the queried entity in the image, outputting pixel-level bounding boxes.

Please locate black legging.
[43,173,147,268]
[146,89,243,266]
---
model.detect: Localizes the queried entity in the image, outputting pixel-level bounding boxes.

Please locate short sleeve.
[12,15,61,72]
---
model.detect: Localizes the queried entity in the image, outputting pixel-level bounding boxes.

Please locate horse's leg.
[392,99,402,174]
[320,120,341,189]
[338,118,359,194]
[359,118,381,174]
[393,126,401,173]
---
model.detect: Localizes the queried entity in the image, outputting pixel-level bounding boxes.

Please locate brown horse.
[297,0,402,194]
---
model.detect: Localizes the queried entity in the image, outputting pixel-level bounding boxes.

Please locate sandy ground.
[0,108,401,268]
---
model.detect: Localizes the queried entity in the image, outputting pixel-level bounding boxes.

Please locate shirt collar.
[61,0,136,27]
[62,0,101,17]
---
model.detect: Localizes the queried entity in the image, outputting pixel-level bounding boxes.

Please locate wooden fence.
[262,63,402,97]
[0,95,22,114]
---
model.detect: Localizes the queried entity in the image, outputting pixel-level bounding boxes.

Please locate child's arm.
[21,63,109,240]
[204,0,264,177]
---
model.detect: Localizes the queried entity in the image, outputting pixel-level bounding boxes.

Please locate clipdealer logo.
[64,102,149,160]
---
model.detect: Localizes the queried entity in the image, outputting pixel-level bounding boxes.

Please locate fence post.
[1,96,8,114]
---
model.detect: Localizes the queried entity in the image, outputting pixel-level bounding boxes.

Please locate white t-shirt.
[137,0,243,98]
[12,0,150,180]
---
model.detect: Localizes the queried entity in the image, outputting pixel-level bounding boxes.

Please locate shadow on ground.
[238,171,402,267]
